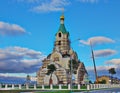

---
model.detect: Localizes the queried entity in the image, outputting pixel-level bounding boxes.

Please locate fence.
[0,84,120,91]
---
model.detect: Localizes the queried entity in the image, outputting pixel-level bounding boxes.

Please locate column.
[26,84,29,89]
[102,84,104,88]
[87,85,90,90]
[68,84,70,90]
[59,84,62,90]
[0,84,1,88]
[42,85,44,89]
[90,84,93,89]
[101,84,103,88]
[78,84,80,90]
[98,84,100,88]
[103,84,105,88]
[19,84,21,89]
[5,84,8,89]
[105,84,107,88]
[94,84,96,89]
[34,84,36,89]
[50,84,53,89]
[108,84,110,88]
[96,84,98,89]
[12,84,14,89]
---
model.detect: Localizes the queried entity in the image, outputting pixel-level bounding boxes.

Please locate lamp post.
[70,56,73,93]
[70,38,80,93]
[90,41,98,84]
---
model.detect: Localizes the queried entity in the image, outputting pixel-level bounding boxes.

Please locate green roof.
[58,24,69,34]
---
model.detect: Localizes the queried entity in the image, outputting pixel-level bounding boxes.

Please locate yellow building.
[98,76,110,84]
[98,75,120,84]
[37,15,87,85]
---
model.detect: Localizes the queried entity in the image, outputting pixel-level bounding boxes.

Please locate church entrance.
[44,74,58,85]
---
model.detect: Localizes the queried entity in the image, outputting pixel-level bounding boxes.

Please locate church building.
[37,15,88,85]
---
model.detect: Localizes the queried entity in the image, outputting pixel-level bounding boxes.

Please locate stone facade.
[37,15,87,85]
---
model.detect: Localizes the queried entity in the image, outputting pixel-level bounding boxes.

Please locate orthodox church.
[37,15,88,85]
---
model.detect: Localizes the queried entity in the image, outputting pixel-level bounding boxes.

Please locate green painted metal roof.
[58,24,69,34]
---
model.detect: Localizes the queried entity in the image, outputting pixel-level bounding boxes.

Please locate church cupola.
[54,15,70,54]
[60,15,64,24]
[58,15,68,35]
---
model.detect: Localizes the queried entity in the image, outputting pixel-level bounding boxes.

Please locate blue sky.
[0,0,120,81]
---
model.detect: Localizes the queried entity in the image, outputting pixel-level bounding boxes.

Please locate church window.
[58,41,61,45]
[58,33,61,37]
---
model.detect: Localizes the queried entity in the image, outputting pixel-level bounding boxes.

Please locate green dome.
[58,24,68,34]
[55,15,69,36]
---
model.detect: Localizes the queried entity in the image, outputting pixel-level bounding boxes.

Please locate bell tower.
[54,15,70,54]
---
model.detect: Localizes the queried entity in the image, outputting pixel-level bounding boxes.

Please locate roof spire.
[62,8,64,15]
[60,8,64,24]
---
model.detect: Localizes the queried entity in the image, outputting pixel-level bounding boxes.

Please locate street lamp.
[70,38,80,93]
[70,56,73,93]
[90,41,98,84]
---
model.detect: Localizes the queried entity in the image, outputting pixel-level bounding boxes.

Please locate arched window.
[58,41,61,45]
[58,33,61,37]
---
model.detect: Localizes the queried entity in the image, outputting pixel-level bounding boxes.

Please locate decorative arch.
[50,52,62,62]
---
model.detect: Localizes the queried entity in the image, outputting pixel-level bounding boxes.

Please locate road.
[74,88,120,93]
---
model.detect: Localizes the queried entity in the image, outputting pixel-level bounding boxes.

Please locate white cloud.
[17,0,70,13]
[80,36,115,46]
[105,59,120,65]
[0,21,26,36]
[94,49,117,57]
[78,0,109,3]
[17,0,108,13]
[32,0,70,13]
[0,73,25,78]
[78,0,99,3]
[87,65,118,71]
[17,0,39,3]
[0,46,46,73]
[86,65,109,71]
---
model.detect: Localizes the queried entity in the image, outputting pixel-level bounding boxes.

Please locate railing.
[87,84,120,90]
[0,84,120,90]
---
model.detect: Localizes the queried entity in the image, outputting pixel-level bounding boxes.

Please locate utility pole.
[90,41,98,84]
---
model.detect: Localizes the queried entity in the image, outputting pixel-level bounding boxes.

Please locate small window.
[58,33,61,37]
[58,41,61,45]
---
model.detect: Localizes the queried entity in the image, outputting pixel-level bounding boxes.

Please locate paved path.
[20,92,34,93]
[74,88,120,93]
